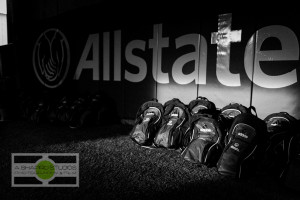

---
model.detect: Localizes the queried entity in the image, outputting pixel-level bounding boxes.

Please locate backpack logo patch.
[234,143,239,147]
[237,132,248,139]
[200,128,213,133]
[231,143,240,152]
[143,118,150,122]
[196,123,215,134]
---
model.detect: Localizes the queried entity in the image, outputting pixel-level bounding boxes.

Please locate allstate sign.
[31,13,300,119]
[73,13,298,89]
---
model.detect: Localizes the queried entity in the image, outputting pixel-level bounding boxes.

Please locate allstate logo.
[32,28,70,88]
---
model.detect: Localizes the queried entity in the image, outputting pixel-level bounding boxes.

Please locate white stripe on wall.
[0,0,7,14]
[0,13,7,46]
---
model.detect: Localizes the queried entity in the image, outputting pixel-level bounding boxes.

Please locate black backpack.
[218,103,254,144]
[217,113,267,179]
[68,96,89,129]
[280,126,300,191]
[52,96,73,124]
[153,98,189,149]
[130,99,164,146]
[261,112,297,178]
[181,113,224,167]
[73,94,104,127]
[29,98,50,125]
[18,92,50,124]
[188,96,216,116]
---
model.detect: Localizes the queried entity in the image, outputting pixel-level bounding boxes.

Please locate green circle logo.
[35,160,55,180]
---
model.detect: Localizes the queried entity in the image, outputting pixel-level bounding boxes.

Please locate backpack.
[18,92,50,124]
[218,103,254,144]
[181,113,224,167]
[31,100,50,124]
[68,96,89,129]
[18,92,35,120]
[73,94,103,127]
[49,96,72,124]
[188,96,216,116]
[130,99,164,146]
[217,113,267,179]
[153,98,189,149]
[261,112,297,178]
[280,127,300,191]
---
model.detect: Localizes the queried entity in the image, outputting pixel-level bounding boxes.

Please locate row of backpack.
[18,91,120,128]
[130,97,216,147]
[129,97,300,190]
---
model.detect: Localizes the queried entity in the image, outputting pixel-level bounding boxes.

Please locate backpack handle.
[196,96,208,101]
[151,98,159,102]
[249,105,257,117]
